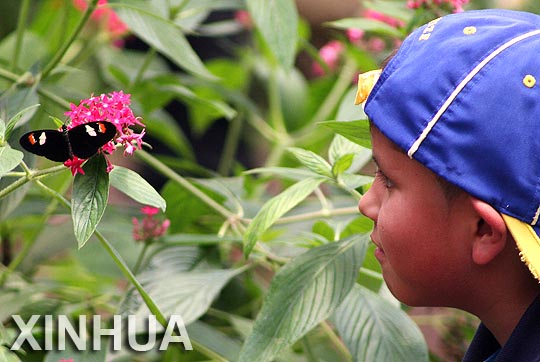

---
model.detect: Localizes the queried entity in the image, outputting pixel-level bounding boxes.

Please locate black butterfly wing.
[19,130,71,162]
[68,121,117,159]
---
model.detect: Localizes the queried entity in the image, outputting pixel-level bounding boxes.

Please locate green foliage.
[72,156,110,246]
[0,0,499,361]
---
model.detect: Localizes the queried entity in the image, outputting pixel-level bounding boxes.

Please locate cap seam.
[406,29,540,159]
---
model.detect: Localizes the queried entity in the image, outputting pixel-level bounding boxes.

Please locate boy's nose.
[358,187,378,222]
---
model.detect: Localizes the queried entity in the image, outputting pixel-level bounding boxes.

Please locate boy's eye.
[375,169,394,189]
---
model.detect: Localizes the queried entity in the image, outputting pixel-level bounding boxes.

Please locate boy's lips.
[370,234,385,261]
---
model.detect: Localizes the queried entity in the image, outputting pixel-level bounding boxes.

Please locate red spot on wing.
[28,134,37,145]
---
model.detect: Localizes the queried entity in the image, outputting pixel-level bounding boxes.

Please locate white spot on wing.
[39,132,46,145]
[85,124,97,137]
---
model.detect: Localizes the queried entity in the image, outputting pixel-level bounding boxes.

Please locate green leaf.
[312,220,336,242]
[332,153,355,177]
[0,346,22,362]
[120,246,245,331]
[113,1,215,80]
[238,234,370,362]
[0,87,39,128]
[0,146,23,177]
[44,346,106,362]
[288,147,333,178]
[4,104,40,141]
[186,321,242,361]
[243,178,324,257]
[328,17,403,38]
[329,135,372,179]
[321,120,372,148]
[72,156,110,248]
[160,82,237,136]
[246,0,299,68]
[329,133,370,166]
[244,166,320,181]
[109,166,166,211]
[335,86,367,122]
[333,284,429,362]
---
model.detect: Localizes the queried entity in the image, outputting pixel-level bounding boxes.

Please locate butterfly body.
[19,121,117,162]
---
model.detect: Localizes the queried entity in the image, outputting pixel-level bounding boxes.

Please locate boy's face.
[359,126,475,307]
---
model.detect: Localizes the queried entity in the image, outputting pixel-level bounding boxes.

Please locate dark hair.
[435,175,463,203]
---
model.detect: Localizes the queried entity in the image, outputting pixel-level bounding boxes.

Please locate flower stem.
[133,241,151,274]
[136,150,236,220]
[41,0,99,80]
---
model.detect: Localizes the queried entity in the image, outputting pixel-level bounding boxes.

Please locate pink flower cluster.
[73,0,128,40]
[64,91,145,175]
[407,0,469,13]
[312,10,403,77]
[132,206,170,242]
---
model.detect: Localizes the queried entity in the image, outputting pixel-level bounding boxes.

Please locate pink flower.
[363,9,404,28]
[407,0,469,12]
[346,28,365,43]
[64,91,145,174]
[312,40,345,76]
[141,206,159,216]
[73,0,128,40]
[64,157,86,176]
[132,206,170,242]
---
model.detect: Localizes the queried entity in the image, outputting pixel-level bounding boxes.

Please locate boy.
[356,9,540,362]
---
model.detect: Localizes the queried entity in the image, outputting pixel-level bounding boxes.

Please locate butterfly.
[19,121,117,162]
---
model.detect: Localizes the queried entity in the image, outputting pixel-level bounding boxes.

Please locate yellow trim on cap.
[355,69,382,105]
[501,213,540,281]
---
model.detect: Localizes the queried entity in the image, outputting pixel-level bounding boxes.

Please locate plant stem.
[218,112,244,176]
[129,47,157,91]
[0,164,67,200]
[12,0,31,72]
[294,57,357,143]
[272,206,359,225]
[41,0,99,80]
[37,86,71,109]
[136,150,236,220]
[301,336,318,362]
[133,241,151,274]
[320,321,352,361]
[268,66,287,134]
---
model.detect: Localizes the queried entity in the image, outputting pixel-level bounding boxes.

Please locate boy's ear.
[469,197,508,265]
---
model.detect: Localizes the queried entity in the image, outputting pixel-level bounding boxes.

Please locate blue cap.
[361,9,540,279]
